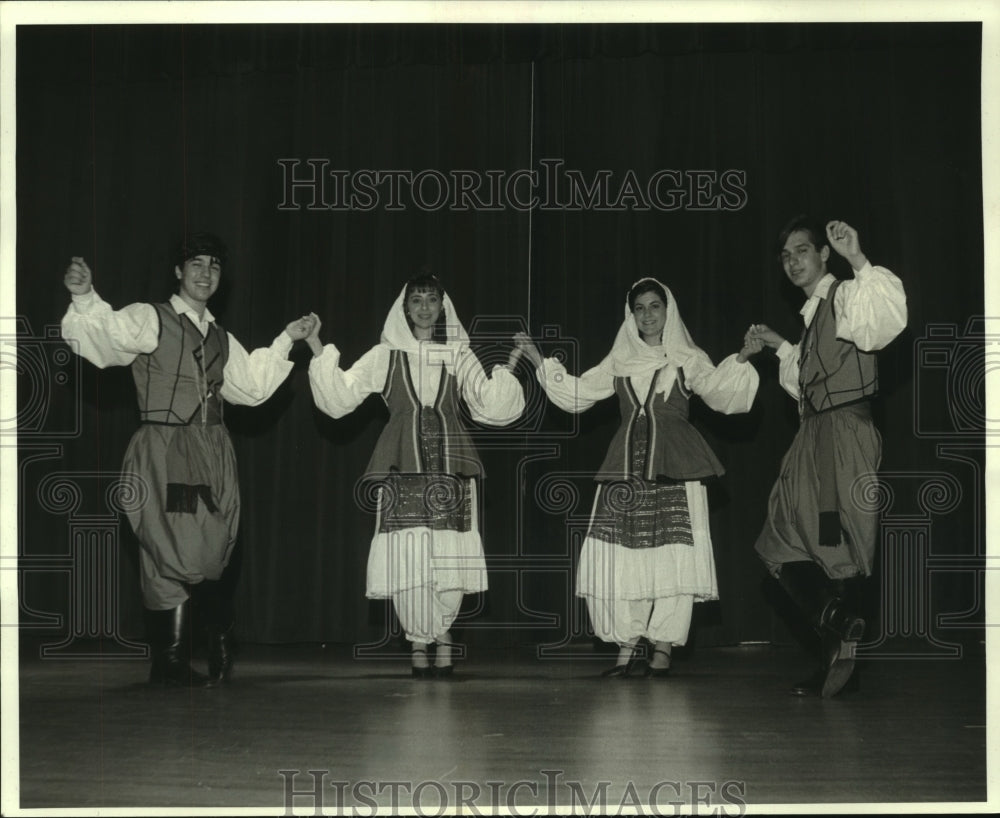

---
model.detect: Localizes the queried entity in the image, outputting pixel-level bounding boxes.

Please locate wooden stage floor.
[13,642,989,814]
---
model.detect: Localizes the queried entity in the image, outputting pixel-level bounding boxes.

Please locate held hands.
[746,324,785,350]
[304,311,323,357]
[737,331,765,363]
[64,257,93,295]
[825,220,868,271]
[512,331,544,369]
[285,313,319,343]
[740,323,786,360]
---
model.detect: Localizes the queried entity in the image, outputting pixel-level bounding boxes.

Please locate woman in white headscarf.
[308,273,524,677]
[514,278,761,677]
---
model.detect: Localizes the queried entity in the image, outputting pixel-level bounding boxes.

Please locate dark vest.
[799,279,878,414]
[131,302,229,425]
[595,367,725,482]
[363,350,483,478]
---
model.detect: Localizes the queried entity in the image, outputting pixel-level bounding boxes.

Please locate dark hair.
[776,215,827,257]
[403,271,448,341]
[627,279,669,312]
[174,231,228,271]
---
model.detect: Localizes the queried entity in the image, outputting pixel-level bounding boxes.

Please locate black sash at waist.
[800,397,873,420]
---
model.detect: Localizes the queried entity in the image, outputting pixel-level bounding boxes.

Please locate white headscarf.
[379,282,470,373]
[602,277,708,394]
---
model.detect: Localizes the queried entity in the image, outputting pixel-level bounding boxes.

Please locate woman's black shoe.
[433,639,459,678]
[646,649,672,678]
[601,657,639,678]
[411,646,433,678]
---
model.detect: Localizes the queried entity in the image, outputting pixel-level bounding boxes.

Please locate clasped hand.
[737,323,789,362]
[285,313,320,341]
[739,324,786,362]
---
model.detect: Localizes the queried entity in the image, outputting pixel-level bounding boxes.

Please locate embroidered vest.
[363,349,483,478]
[595,367,725,482]
[131,303,229,425]
[799,279,878,414]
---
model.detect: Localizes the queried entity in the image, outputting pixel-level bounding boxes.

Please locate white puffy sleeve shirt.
[536,352,758,415]
[775,263,908,400]
[308,342,525,426]
[61,290,294,406]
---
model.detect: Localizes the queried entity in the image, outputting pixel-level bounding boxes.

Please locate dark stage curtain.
[15,23,985,653]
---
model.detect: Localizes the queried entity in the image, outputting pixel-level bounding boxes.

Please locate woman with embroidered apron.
[307,274,525,677]
[514,278,760,677]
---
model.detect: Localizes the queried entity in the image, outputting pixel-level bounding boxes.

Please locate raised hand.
[285,314,316,342]
[64,257,93,295]
[512,331,544,369]
[304,312,323,357]
[825,220,867,270]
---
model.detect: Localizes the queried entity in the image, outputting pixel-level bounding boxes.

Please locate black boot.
[790,663,861,696]
[778,562,865,698]
[193,579,235,684]
[816,577,866,698]
[789,666,825,697]
[207,623,234,684]
[148,603,211,687]
[777,561,834,619]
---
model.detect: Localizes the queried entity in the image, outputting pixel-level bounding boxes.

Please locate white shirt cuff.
[776,340,796,360]
[70,289,99,310]
[270,331,294,359]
